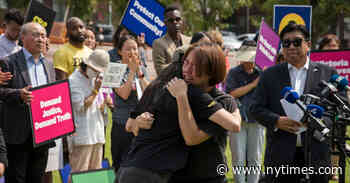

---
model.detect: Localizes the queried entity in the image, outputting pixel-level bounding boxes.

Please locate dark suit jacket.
[250,61,337,167]
[0,50,55,145]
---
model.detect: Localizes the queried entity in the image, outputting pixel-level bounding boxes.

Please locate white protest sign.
[102,63,128,88]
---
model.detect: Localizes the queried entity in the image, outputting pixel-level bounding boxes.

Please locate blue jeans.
[230,121,265,183]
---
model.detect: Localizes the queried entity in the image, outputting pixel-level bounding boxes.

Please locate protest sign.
[274,5,312,34]
[256,20,280,69]
[71,168,115,183]
[25,0,56,36]
[310,50,350,80]
[120,0,166,46]
[102,63,128,88]
[29,80,75,147]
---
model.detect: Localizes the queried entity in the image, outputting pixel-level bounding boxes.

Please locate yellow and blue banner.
[273,5,312,35]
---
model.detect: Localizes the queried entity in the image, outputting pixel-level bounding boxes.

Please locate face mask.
[86,68,98,79]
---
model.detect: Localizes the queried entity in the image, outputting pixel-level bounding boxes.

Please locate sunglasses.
[166,17,182,23]
[282,38,304,48]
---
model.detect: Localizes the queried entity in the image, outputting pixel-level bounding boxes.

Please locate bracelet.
[92,89,99,95]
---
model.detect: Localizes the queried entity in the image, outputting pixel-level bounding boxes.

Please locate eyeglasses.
[282,38,304,48]
[166,17,182,23]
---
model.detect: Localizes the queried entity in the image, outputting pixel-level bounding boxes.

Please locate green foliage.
[111,0,129,26]
[68,0,95,21]
[5,0,29,10]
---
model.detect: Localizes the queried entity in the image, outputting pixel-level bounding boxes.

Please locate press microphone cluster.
[281,87,330,141]
[319,74,350,113]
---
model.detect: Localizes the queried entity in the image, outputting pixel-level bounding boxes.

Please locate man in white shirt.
[0,9,23,59]
[250,22,337,183]
[69,49,111,173]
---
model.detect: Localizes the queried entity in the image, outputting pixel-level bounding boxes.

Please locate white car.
[222,36,242,51]
[237,33,256,42]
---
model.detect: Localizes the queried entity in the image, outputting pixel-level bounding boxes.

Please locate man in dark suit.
[250,23,336,183]
[0,22,55,183]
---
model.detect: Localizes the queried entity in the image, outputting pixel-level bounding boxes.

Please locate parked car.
[94,24,114,43]
[222,36,242,51]
[237,33,256,41]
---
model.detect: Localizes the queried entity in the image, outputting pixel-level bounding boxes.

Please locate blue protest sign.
[121,0,166,46]
[273,5,312,35]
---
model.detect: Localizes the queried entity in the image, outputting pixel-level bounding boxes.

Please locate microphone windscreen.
[285,91,299,103]
[281,86,293,98]
[329,74,340,83]
[306,104,324,118]
[338,77,349,91]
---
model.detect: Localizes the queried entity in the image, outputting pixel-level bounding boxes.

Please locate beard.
[69,34,85,43]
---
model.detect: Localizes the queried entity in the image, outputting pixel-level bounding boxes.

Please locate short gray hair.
[20,22,45,36]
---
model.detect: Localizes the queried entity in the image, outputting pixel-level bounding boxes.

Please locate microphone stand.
[301,115,313,183]
[332,116,350,183]
[294,102,315,183]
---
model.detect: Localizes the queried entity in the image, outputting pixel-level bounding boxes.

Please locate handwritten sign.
[102,63,128,88]
[29,80,75,147]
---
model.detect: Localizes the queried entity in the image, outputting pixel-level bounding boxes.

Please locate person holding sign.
[250,23,338,183]
[110,35,149,174]
[68,49,110,173]
[0,22,55,183]
[152,6,191,75]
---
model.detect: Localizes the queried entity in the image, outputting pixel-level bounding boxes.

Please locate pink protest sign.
[310,50,350,80]
[256,20,280,69]
[29,80,75,147]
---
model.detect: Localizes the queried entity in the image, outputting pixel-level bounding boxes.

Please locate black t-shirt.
[121,85,223,173]
[170,88,238,181]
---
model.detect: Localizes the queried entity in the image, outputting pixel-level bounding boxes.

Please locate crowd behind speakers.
[0,6,349,183]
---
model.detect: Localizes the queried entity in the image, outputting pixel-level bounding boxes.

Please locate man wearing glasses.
[152,6,191,75]
[250,22,337,183]
[0,22,55,183]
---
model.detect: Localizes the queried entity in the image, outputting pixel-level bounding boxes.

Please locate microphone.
[301,93,336,112]
[319,78,350,113]
[281,87,330,141]
[306,104,330,142]
[319,80,338,98]
[329,74,350,91]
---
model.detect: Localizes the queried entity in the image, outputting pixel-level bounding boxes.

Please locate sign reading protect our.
[25,0,56,36]
[121,0,166,46]
[273,5,312,34]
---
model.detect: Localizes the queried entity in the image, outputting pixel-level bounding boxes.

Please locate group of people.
[0,5,348,183]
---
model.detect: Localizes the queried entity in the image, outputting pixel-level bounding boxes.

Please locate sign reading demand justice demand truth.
[121,0,166,46]
[29,80,75,147]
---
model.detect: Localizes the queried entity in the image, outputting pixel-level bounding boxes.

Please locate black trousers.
[266,147,330,183]
[111,121,134,172]
[5,139,49,183]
